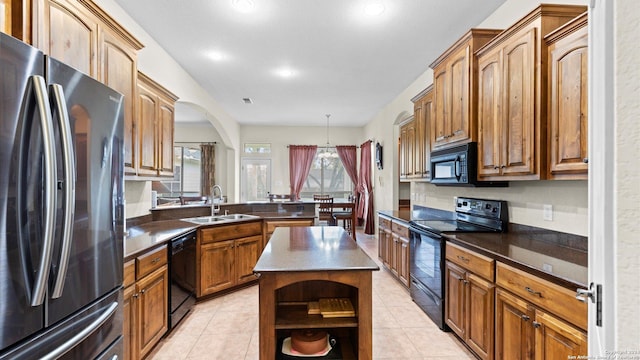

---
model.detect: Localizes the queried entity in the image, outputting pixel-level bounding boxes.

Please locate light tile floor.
[148,229,476,360]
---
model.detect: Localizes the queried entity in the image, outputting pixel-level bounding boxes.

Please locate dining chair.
[313,194,334,225]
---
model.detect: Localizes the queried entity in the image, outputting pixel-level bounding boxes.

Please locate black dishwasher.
[169,230,197,330]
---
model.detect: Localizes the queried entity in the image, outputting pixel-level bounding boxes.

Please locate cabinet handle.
[500,165,507,169]
[494,166,500,170]
[525,286,543,297]
[521,315,530,321]
[583,158,589,163]
[151,257,160,264]
[140,289,146,294]
[457,255,470,263]
[532,321,541,328]
[132,293,139,299]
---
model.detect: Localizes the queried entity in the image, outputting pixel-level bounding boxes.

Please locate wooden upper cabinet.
[545,12,588,180]
[33,0,98,77]
[410,85,433,180]
[136,71,178,177]
[399,119,415,180]
[100,27,142,175]
[1,0,31,41]
[476,4,587,181]
[429,29,502,151]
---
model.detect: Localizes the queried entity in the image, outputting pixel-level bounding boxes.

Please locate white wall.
[614,0,640,348]
[240,125,365,196]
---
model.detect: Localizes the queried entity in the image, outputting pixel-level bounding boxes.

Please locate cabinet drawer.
[200,221,262,243]
[124,260,136,287]
[136,246,168,279]
[446,242,494,281]
[391,221,409,238]
[265,219,313,233]
[379,216,391,230]
[496,262,587,330]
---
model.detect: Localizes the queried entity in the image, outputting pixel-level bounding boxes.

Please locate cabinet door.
[548,30,588,178]
[136,81,158,176]
[501,29,536,177]
[100,28,138,175]
[200,240,235,295]
[235,235,261,285]
[399,123,408,178]
[445,261,466,338]
[467,273,495,360]
[390,233,399,277]
[157,97,175,176]
[431,66,448,149]
[123,285,138,360]
[398,235,410,287]
[477,47,503,178]
[421,91,433,178]
[448,45,470,144]
[496,288,534,360]
[377,225,386,261]
[413,100,423,177]
[406,121,416,177]
[35,0,98,78]
[534,310,587,360]
[136,265,168,359]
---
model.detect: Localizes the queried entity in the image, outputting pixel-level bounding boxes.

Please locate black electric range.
[407,197,508,330]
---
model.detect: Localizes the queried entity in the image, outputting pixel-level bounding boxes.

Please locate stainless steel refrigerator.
[0,32,125,359]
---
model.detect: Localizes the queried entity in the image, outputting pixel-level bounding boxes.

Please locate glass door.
[241,158,271,202]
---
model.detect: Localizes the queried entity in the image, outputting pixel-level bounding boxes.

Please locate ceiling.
[114,0,506,127]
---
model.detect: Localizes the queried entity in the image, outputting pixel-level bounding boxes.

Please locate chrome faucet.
[211,184,223,215]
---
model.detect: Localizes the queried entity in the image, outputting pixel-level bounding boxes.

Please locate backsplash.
[412,180,588,236]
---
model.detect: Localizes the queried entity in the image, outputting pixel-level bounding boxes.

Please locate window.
[157,145,201,197]
[244,143,271,154]
[301,148,352,199]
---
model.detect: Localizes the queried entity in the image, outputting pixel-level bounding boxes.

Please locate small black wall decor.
[375,142,383,170]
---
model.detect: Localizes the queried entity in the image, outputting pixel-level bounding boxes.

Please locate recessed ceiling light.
[231,0,255,13]
[274,67,296,79]
[363,0,385,16]
[242,98,253,104]
[208,50,228,62]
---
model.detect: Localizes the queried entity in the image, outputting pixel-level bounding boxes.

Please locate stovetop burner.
[410,197,508,235]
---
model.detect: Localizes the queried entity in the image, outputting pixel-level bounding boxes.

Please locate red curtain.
[336,145,358,198]
[357,140,375,234]
[289,145,317,201]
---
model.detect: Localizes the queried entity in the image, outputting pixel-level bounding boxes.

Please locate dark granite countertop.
[254,226,379,272]
[446,227,587,289]
[125,220,198,261]
[378,209,587,290]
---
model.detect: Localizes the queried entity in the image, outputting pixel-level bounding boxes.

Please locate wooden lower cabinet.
[123,247,169,360]
[495,262,587,360]
[445,243,495,360]
[197,221,263,297]
[377,215,410,288]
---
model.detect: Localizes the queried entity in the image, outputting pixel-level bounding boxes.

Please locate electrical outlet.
[543,204,553,221]
[542,263,553,273]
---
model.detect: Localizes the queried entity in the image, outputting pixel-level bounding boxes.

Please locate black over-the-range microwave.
[429,142,508,187]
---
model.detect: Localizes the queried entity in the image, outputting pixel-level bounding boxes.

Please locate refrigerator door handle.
[49,83,76,299]
[41,302,118,360]
[29,75,58,307]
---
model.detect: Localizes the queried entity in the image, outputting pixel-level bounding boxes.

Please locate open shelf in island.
[253,226,379,360]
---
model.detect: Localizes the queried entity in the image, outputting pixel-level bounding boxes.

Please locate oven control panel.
[456,197,507,221]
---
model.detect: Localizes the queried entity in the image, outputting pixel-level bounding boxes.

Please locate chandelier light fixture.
[318,114,339,160]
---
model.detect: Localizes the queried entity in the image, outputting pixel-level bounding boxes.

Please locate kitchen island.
[253,226,379,359]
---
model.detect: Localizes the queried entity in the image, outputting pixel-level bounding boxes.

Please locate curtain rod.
[175,141,217,144]
[286,144,360,148]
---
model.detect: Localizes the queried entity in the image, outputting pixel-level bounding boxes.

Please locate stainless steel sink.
[183,214,260,225]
